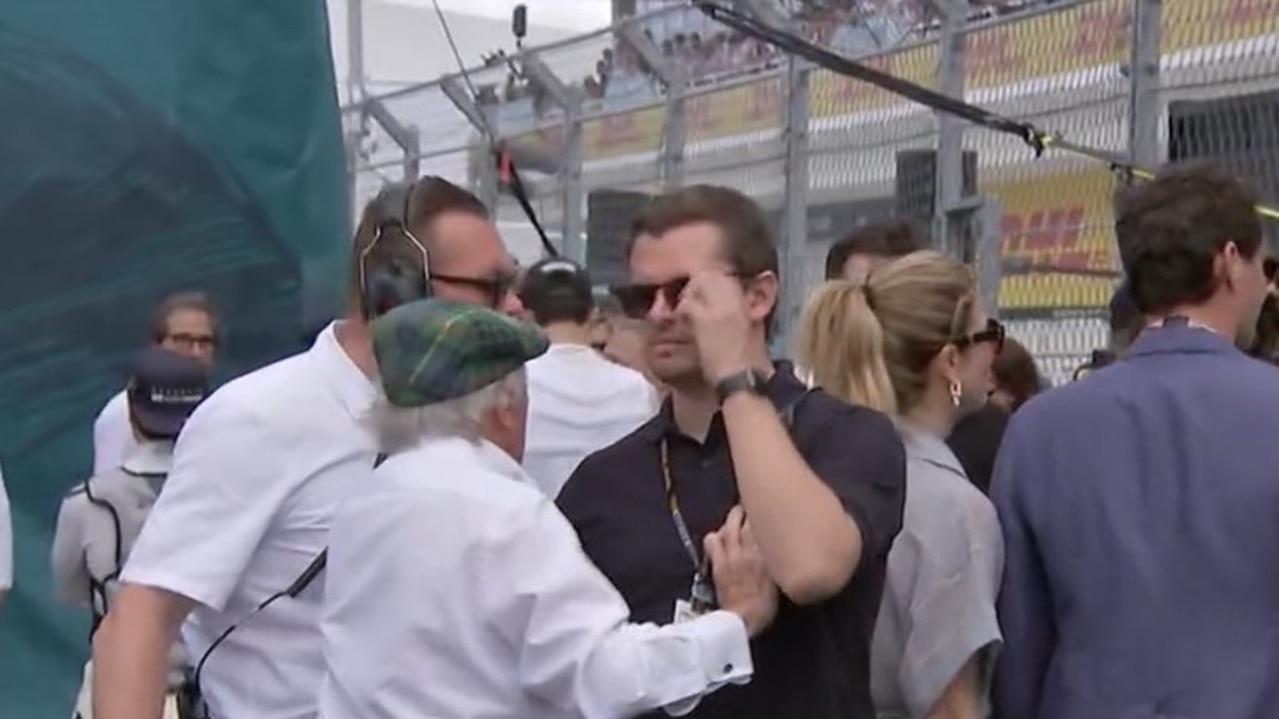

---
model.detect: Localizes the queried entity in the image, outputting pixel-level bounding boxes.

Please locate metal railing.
[343,0,1279,384]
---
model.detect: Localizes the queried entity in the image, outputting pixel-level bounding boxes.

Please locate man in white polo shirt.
[90,177,523,719]
[518,258,657,497]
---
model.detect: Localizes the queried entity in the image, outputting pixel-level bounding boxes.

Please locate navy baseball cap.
[126,347,211,438]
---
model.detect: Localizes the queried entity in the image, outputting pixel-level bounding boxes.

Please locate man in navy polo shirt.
[558,185,907,719]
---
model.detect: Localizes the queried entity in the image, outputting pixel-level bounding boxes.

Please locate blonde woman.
[795,250,1004,719]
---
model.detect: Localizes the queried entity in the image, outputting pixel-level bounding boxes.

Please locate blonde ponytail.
[795,281,897,414]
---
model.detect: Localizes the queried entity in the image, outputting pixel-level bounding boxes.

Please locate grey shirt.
[51,440,190,685]
[870,424,1003,719]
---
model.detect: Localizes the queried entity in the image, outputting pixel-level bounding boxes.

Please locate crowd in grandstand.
[481,0,1057,115]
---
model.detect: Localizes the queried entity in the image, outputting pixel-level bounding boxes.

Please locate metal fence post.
[440,77,499,207]
[617,19,686,188]
[940,196,1002,318]
[974,197,1003,319]
[1127,0,1163,170]
[739,0,807,344]
[364,97,423,180]
[521,52,585,261]
[781,49,811,347]
[934,0,969,260]
[561,99,586,263]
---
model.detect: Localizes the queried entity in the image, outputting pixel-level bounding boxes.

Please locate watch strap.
[713,369,763,401]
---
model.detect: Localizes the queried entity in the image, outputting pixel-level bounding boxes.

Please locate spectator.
[989,336,1043,413]
[949,335,1039,494]
[90,178,523,719]
[317,298,776,719]
[54,347,211,719]
[92,292,218,476]
[824,220,929,282]
[1252,258,1279,361]
[993,162,1279,719]
[559,184,907,719]
[517,258,657,497]
[795,251,1003,719]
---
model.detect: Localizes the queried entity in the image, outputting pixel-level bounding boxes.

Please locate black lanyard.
[654,385,813,613]
[659,438,715,611]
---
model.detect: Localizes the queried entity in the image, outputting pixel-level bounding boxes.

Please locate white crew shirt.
[92,390,138,476]
[318,436,752,719]
[122,323,378,719]
[0,464,11,593]
[524,343,658,497]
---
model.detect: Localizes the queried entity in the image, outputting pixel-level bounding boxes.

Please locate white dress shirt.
[0,464,11,592]
[524,343,658,497]
[122,323,378,719]
[92,390,138,476]
[318,436,752,719]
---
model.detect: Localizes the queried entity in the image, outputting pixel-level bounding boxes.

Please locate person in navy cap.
[53,346,211,719]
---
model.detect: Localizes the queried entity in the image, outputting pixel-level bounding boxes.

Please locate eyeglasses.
[164,332,218,351]
[433,271,519,309]
[609,273,751,319]
[954,318,1005,354]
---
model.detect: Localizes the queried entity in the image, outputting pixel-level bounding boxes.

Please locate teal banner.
[0,1,348,714]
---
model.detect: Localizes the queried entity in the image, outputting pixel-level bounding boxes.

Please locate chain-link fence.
[344,0,1279,385]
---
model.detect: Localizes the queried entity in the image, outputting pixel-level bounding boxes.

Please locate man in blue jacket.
[992,162,1279,719]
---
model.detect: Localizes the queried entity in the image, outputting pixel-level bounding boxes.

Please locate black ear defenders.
[358,180,433,320]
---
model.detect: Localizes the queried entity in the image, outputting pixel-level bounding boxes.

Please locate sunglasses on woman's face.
[954,318,1006,354]
[609,273,751,320]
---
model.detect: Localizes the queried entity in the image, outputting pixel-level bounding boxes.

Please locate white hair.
[365,368,527,455]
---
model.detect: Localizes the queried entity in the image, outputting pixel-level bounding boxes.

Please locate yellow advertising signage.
[509,0,1279,162]
[988,167,1119,311]
[963,0,1131,88]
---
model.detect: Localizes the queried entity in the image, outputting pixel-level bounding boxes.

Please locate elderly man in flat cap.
[316,299,778,719]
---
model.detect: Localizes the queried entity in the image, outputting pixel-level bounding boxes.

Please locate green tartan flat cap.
[371,298,549,407]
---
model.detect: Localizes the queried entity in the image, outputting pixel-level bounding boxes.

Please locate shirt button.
[722,663,733,675]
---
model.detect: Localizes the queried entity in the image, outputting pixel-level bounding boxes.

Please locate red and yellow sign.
[987,168,1119,310]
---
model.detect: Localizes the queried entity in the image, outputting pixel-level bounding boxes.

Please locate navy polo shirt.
[557,365,907,719]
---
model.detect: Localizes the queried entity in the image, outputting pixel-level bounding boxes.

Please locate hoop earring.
[949,381,962,408]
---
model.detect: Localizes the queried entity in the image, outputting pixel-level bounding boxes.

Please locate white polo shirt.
[318,436,752,719]
[122,323,378,719]
[523,343,658,497]
[92,390,138,476]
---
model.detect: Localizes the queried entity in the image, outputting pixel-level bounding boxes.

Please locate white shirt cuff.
[663,610,753,717]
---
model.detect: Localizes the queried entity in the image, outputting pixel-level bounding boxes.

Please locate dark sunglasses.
[608,273,751,320]
[433,271,519,309]
[954,318,1006,353]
